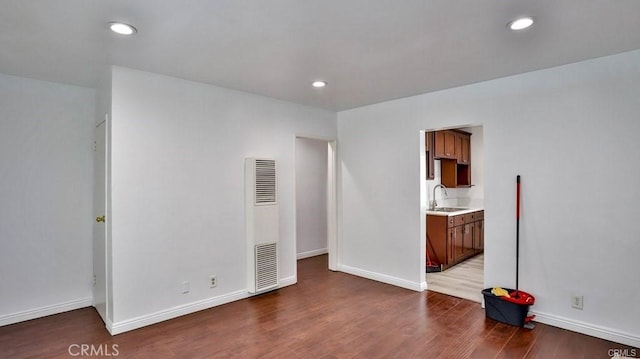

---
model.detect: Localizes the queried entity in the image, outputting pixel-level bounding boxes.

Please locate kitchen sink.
[431,207,468,212]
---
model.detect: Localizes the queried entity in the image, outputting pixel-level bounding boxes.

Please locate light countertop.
[426,207,484,217]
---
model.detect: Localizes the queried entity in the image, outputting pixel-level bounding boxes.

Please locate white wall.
[0,73,95,325]
[295,138,328,259]
[109,67,336,328]
[337,49,640,346]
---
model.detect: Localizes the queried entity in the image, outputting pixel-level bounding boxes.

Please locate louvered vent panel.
[245,158,279,293]
[255,242,278,291]
[255,159,277,204]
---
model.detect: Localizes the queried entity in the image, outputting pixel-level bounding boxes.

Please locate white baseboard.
[279,275,297,287]
[338,264,422,292]
[531,310,640,348]
[108,290,249,335]
[334,268,638,347]
[297,248,328,260]
[108,277,298,335]
[0,297,92,327]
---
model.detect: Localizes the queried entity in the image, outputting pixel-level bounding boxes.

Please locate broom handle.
[516,175,521,297]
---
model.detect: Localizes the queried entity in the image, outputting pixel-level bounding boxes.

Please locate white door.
[93,120,108,322]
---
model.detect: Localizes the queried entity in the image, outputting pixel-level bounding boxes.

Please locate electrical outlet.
[210,275,217,288]
[571,295,583,310]
[182,281,190,294]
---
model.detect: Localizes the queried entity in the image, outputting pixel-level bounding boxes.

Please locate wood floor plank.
[467,320,519,358]
[427,253,484,303]
[0,255,636,358]
[497,326,540,359]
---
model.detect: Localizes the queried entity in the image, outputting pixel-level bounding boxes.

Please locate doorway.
[422,125,484,302]
[294,137,337,270]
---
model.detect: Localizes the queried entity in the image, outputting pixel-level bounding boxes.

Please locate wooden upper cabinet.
[425,131,435,180]
[435,129,472,187]
[434,131,445,158]
[434,129,469,161]
[434,130,457,159]
[455,133,463,162]
[444,131,456,158]
[459,133,470,165]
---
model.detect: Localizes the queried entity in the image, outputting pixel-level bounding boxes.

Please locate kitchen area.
[424,126,484,302]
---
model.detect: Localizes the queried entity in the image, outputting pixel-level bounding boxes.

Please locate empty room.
[1,1,639,358]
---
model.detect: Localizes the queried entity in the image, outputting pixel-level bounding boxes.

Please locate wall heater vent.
[255,242,279,291]
[254,159,277,204]
[245,158,279,293]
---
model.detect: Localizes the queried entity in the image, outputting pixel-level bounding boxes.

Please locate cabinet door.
[434,131,446,158]
[463,222,474,257]
[434,130,458,159]
[455,133,463,162]
[425,131,435,180]
[447,228,455,264]
[427,215,449,265]
[444,131,456,158]
[474,219,484,250]
[460,135,470,164]
[453,226,464,262]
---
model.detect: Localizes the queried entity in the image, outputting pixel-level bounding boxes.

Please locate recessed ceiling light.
[109,22,137,35]
[508,17,534,31]
[312,80,327,88]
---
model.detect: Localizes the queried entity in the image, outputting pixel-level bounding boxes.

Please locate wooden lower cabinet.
[446,227,455,264]
[474,219,484,250]
[463,221,475,257]
[427,210,484,270]
[449,226,464,264]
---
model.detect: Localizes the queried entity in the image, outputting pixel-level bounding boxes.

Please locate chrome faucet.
[430,184,448,210]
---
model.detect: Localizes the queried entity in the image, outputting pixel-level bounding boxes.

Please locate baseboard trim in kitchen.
[338,264,422,292]
[531,310,640,348]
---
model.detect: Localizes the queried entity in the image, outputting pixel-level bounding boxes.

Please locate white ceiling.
[2,0,640,111]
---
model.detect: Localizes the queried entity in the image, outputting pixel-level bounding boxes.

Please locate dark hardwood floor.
[1,255,636,358]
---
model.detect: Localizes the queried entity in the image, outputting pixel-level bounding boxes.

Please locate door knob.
[96,216,106,223]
